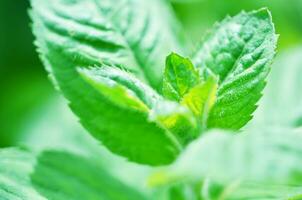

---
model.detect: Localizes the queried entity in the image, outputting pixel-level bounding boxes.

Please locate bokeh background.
[1,0,302,147]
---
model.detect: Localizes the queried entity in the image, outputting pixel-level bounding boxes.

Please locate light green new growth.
[193,8,277,130]
[181,76,218,129]
[162,53,218,134]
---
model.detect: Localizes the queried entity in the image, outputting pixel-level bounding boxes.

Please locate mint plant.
[30,0,277,165]
[1,0,302,199]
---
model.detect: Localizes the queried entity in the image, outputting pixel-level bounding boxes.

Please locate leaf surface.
[30,0,182,165]
[0,148,147,200]
[193,8,277,130]
[250,47,302,129]
[163,53,200,101]
[181,76,218,129]
[78,66,160,112]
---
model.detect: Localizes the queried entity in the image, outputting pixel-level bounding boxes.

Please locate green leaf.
[181,76,218,129]
[78,66,158,113]
[77,66,183,165]
[0,148,148,200]
[249,47,302,129]
[163,53,200,101]
[77,65,182,165]
[161,53,217,136]
[149,128,302,198]
[0,148,43,200]
[30,0,182,89]
[21,96,157,198]
[30,0,182,165]
[193,8,278,130]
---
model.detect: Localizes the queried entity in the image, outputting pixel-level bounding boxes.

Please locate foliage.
[1,0,301,199]
[30,0,276,165]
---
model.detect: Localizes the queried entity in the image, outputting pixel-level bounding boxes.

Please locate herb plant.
[0,0,301,199]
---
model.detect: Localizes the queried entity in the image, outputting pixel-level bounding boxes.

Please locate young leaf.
[163,53,200,101]
[162,53,217,134]
[181,76,218,129]
[0,148,148,200]
[149,128,302,195]
[30,0,182,165]
[193,8,278,130]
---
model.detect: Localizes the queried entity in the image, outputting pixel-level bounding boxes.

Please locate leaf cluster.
[1,0,301,199]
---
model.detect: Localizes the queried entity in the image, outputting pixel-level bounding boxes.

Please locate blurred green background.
[0,0,54,147]
[1,0,302,147]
